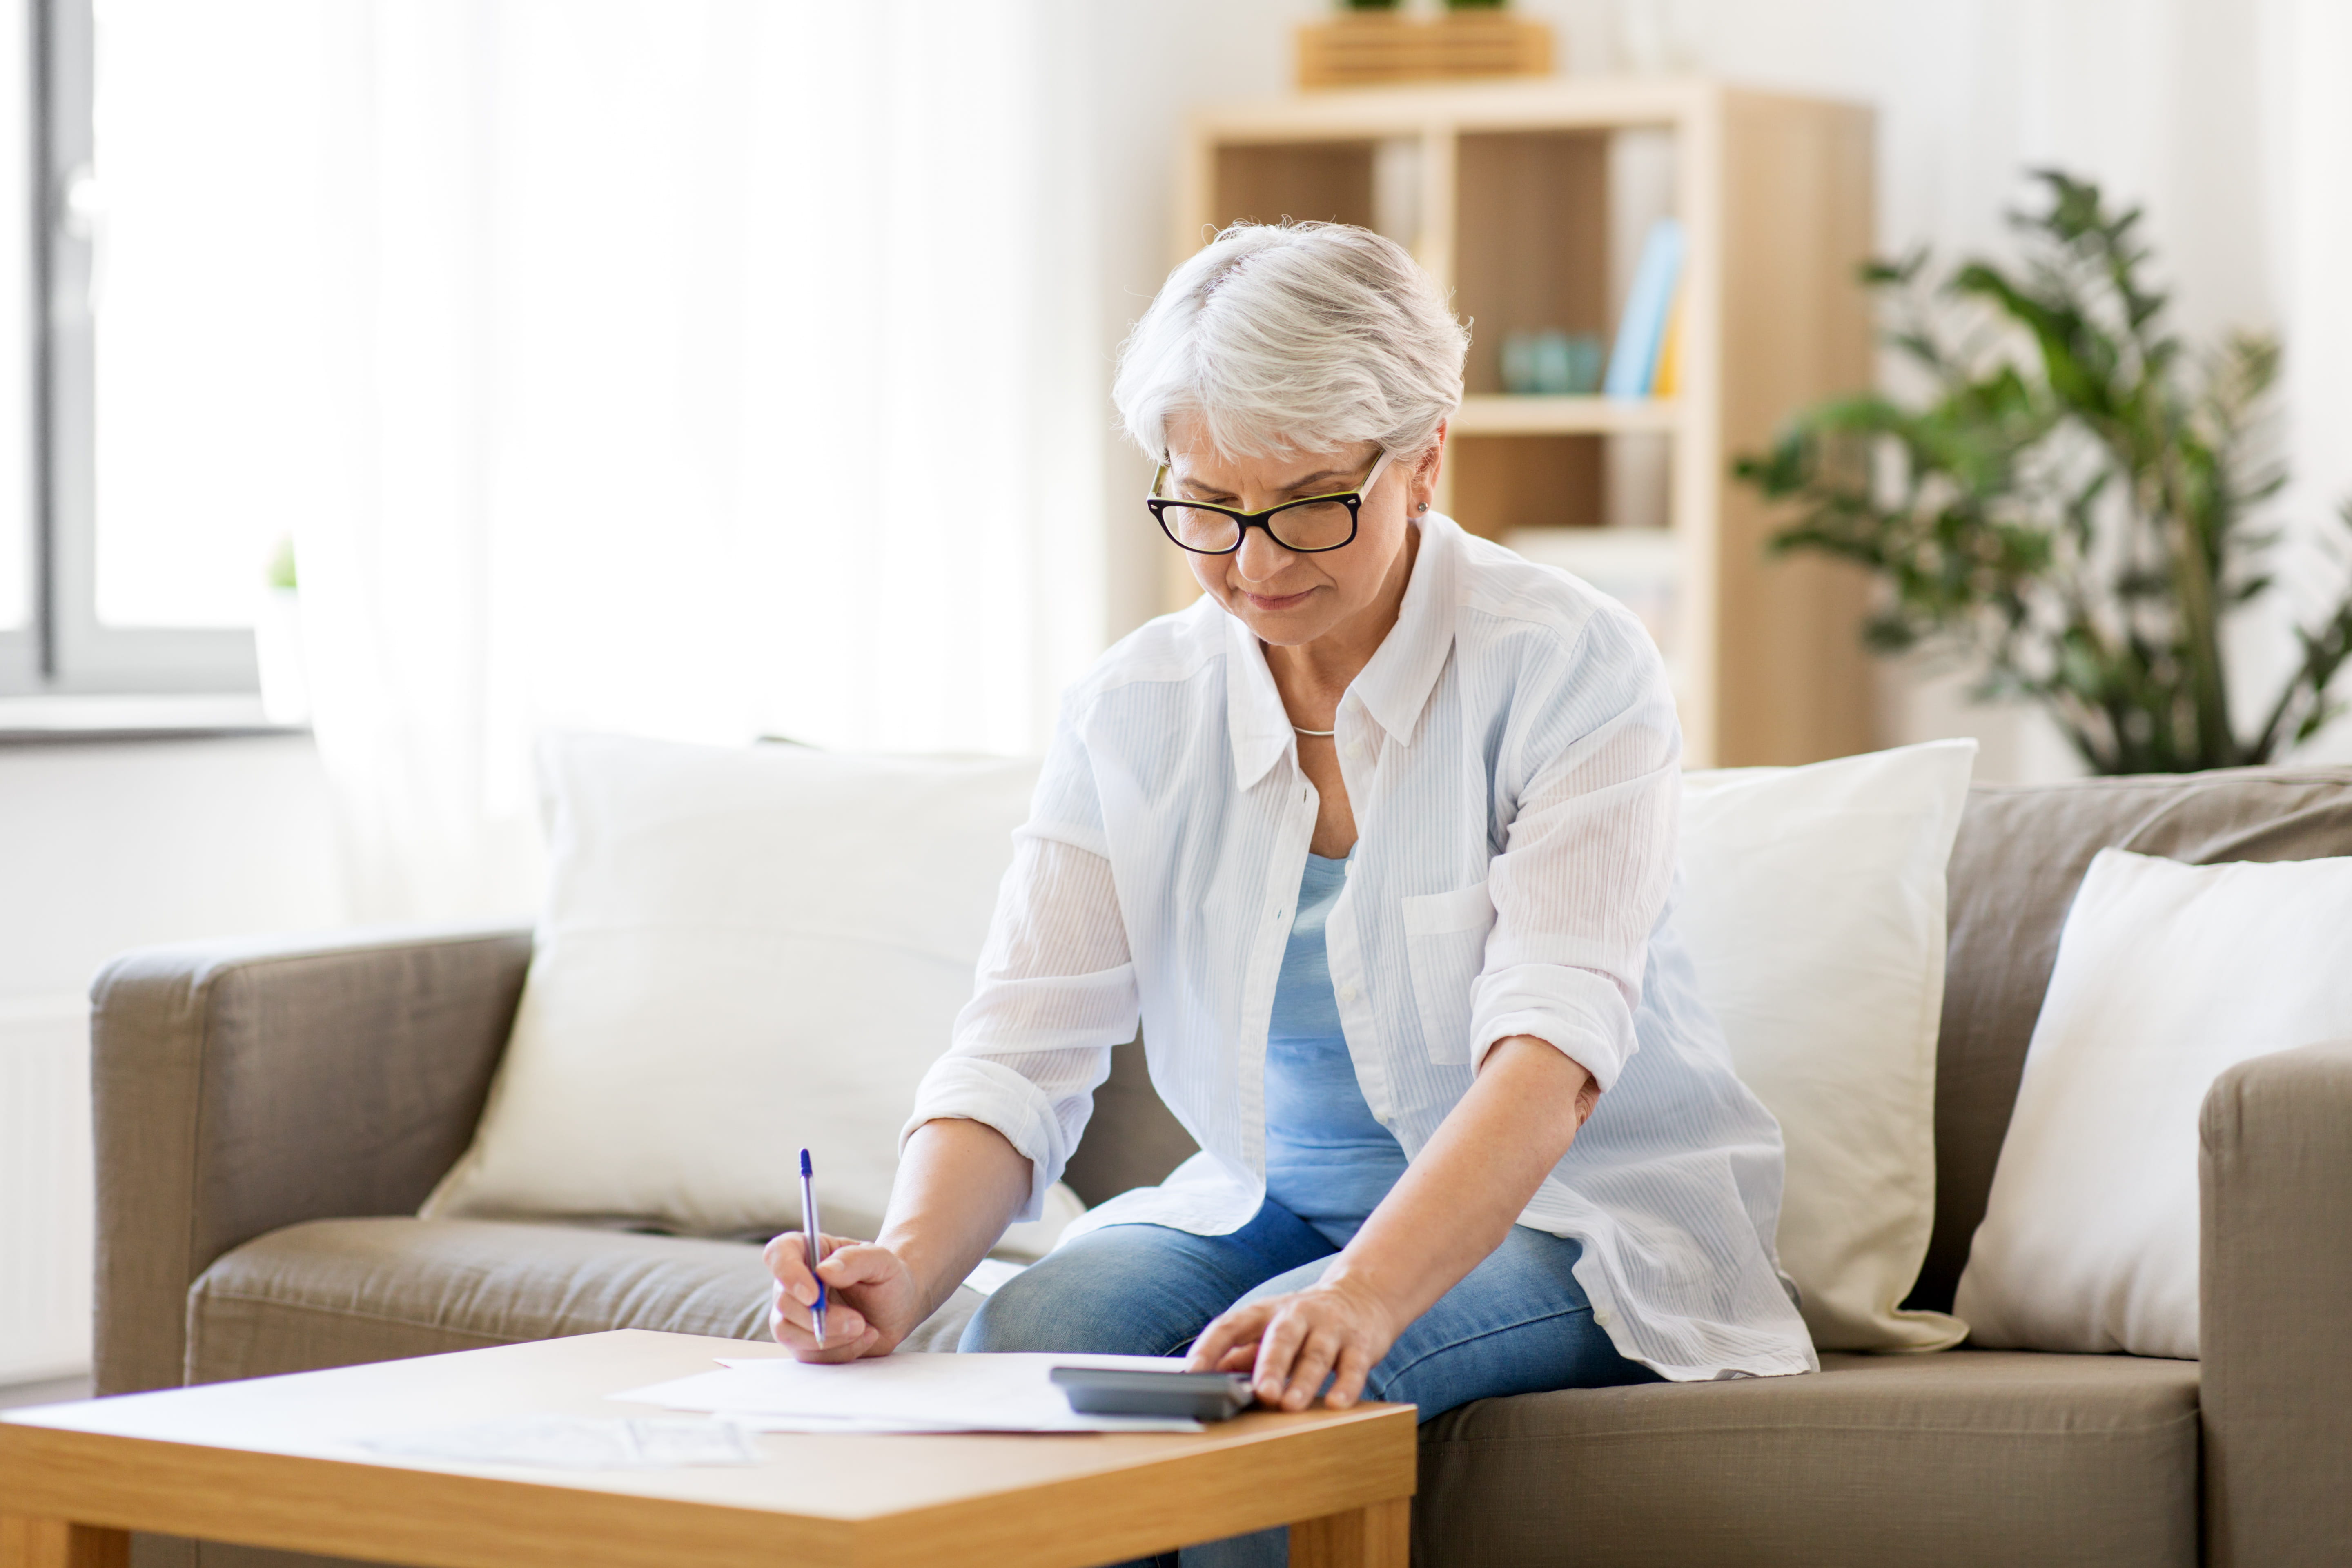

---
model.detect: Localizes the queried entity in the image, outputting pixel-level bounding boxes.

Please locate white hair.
[1112,222,1469,463]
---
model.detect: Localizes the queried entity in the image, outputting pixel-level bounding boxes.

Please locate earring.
[1417,502,1429,513]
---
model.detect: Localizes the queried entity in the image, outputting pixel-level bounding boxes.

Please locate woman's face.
[1164,415,1443,650]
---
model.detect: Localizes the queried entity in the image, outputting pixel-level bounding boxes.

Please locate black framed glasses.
[1147,449,1396,555]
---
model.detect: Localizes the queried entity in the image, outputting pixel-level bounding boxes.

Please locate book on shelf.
[1602,217,1684,400]
[1650,283,1685,399]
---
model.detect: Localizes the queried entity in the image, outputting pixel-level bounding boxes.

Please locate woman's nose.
[1234,526,1295,581]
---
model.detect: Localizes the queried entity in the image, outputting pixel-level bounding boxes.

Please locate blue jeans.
[962,1196,1657,1568]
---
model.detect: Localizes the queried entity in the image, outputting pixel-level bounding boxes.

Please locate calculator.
[1049,1365,1257,1421]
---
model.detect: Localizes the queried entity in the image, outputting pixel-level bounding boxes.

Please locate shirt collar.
[1224,512,1462,791]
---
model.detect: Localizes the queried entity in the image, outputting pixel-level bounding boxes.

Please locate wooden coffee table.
[0,1330,1413,1568]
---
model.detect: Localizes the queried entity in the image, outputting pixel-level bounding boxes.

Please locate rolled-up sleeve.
[904,697,1140,1220]
[1470,608,1680,1091]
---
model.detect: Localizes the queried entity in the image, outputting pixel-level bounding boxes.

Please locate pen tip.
[799,1147,813,1177]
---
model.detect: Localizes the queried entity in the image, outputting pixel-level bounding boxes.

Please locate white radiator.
[0,994,94,1386]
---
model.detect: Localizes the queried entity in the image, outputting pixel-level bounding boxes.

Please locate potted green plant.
[1736,171,2352,774]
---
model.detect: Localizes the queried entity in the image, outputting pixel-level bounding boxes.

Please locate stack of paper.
[611,1352,1206,1434]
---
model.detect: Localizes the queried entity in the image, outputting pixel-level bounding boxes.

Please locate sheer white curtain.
[286,1,1103,920]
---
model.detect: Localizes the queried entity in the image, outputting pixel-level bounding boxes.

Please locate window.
[0,0,31,679]
[5,0,282,696]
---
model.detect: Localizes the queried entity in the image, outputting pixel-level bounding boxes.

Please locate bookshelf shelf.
[1452,394,1682,435]
[1172,77,1877,767]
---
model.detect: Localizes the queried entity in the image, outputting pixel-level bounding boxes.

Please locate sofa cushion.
[1959,849,2352,1359]
[184,1217,981,1386]
[1678,740,1974,1352]
[1415,1350,2198,1568]
[1920,766,2352,1312]
[423,734,1045,1238]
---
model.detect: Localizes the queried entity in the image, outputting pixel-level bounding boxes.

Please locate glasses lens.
[1162,505,1243,553]
[1267,499,1354,551]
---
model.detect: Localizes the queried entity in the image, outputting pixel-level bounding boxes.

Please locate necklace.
[1293,725,1336,737]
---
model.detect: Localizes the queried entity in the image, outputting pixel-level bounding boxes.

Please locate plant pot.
[254,586,312,726]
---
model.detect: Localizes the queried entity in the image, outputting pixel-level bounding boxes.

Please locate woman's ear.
[1411,423,1448,514]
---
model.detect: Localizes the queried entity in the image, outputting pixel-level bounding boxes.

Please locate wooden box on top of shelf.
[1295,13,1554,92]
[1168,77,1875,768]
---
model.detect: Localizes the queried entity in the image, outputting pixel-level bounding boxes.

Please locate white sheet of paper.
[609,1352,1204,1434]
[363,1415,762,1470]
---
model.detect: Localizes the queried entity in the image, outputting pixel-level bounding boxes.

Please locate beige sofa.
[93,768,2352,1568]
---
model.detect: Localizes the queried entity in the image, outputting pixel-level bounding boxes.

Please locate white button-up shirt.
[910,514,1816,1381]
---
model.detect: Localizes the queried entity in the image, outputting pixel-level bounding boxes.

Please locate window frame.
[2,0,257,698]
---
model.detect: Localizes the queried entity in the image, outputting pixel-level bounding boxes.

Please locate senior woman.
[766,223,1812,1457]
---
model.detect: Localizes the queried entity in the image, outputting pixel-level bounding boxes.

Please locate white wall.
[0,736,347,1383]
[1087,3,1313,641]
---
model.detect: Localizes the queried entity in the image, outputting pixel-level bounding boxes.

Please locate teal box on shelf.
[1501,329,1604,395]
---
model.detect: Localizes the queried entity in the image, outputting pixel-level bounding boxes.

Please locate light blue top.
[1263,852,1409,1246]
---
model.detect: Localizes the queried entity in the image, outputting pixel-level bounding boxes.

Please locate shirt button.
[1341,984,1360,1003]
[1592,1307,1614,1327]
[1344,741,1365,761]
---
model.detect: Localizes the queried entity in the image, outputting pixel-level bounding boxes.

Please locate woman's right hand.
[763,1232,929,1362]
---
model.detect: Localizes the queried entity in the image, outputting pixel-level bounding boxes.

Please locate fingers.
[1203,1288,1386,1411]
[814,1241,898,1290]
[767,1278,871,1344]
[1251,1303,1313,1408]
[1324,1340,1374,1410]
[1277,1325,1343,1413]
[1186,1301,1273,1373]
[766,1232,884,1302]
[1193,1289,1392,1412]
[762,1231,826,1306]
[764,1232,892,1356]
[767,1281,879,1360]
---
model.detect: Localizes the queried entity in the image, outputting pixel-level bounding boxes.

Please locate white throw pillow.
[1678,739,1977,1352]
[1953,848,2352,1359]
[423,732,1080,1251]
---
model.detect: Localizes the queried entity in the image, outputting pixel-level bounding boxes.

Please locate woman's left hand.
[1186,1272,1401,1411]
[1187,1041,1596,1412]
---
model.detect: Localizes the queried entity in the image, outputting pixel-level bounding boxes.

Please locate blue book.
[1603,217,1685,399]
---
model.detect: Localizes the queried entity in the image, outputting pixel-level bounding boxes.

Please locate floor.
[0,1374,92,1410]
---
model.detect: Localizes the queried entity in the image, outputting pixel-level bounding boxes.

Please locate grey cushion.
[185,1217,980,1387]
[1920,766,2352,1311]
[1415,1350,2200,1568]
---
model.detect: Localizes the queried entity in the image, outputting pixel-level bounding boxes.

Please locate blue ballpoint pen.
[798,1147,828,1347]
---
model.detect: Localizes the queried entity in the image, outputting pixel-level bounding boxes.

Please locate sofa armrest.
[91,925,532,1396]
[2200,1038,2352,1568]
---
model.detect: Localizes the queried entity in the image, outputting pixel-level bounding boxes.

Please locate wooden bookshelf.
[1451,394,1683,434]
[1169,78,1877,768]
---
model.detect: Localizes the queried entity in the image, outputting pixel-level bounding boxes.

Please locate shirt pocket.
[1401,882,1496,1065]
